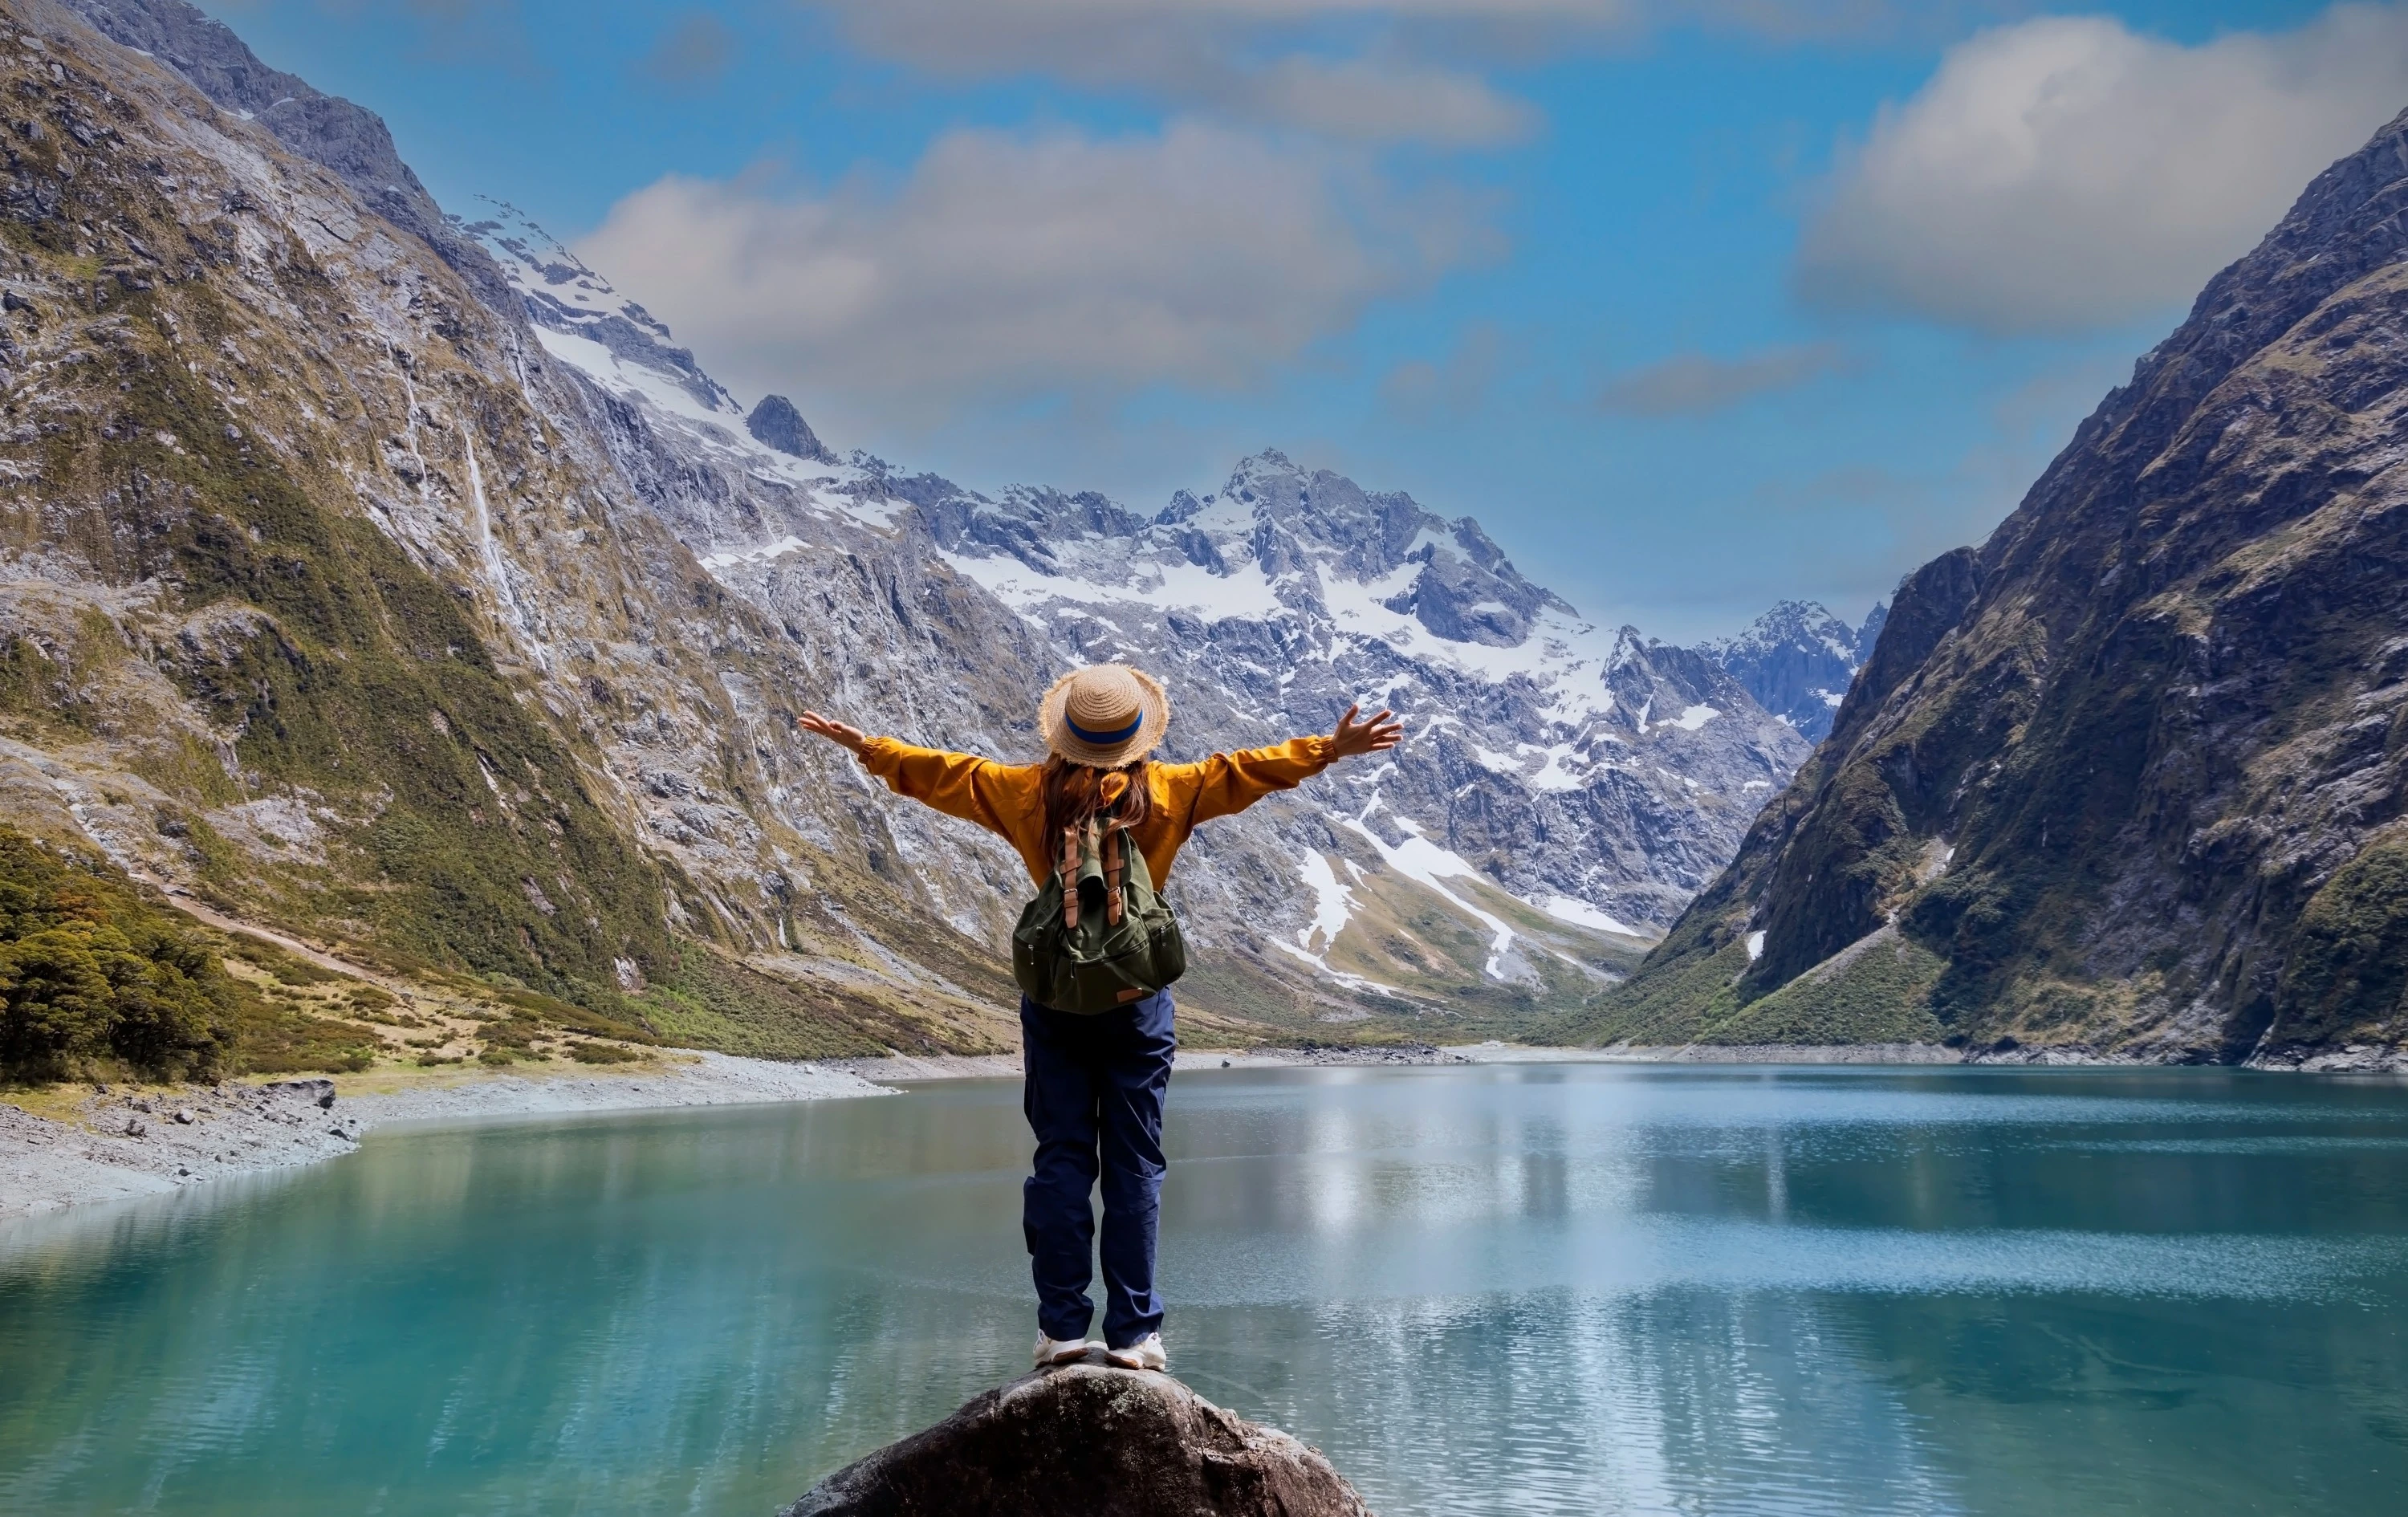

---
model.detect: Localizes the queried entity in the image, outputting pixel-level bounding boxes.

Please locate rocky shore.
[839,1040,1976,1084]
[0,1053,890,1222]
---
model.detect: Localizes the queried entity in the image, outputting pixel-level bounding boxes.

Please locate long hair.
[1040,753,1153,845]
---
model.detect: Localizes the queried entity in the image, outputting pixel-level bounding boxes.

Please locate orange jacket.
[856,735,1339,889]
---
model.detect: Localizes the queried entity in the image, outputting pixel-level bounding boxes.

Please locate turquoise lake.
[4,1064,2407,1515]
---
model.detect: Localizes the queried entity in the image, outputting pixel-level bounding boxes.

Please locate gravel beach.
[1,1053,892,1222]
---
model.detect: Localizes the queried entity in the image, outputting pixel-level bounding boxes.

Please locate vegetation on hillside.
[2276,832,2408,1051]
[0,824,234,1082]
[0,45,673,1013]
[636,942,983,1059]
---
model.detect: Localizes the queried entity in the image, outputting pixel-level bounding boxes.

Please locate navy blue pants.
[1019,990,1175,1349]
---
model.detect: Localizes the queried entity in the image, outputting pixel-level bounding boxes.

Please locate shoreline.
[843,1038,2408,1082]
[14,1037,2401,1226]
[1,1051,892,1224]
[840,1040,1991,1083]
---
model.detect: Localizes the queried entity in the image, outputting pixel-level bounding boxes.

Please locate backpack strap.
[1103,828,1125,926]
[1059,824,1082,929]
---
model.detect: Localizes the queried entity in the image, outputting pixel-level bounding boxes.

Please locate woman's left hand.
[796,710,871,754]
[1330,704,1403,759]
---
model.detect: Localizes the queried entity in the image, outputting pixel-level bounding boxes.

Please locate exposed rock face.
[55,0,513,310]
[1588,107,2408,1066]
[747,394,834,462]
[785,1364,1373,1517]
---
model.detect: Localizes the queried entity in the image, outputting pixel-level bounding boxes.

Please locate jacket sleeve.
[1168,736,1340,826]
[855,738,1035,842]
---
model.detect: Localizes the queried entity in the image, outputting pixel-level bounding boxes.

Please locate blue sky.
[203,0,2404,640]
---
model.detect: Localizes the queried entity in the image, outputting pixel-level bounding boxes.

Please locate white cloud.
[1796,5,2408,332]
[578,122,1499,404]
[790,1,1990,143]
[1230,53,1536,145]
[1596,341,1847,415]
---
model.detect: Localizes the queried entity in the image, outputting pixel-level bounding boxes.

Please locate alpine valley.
[6,0,2395,1078]
[0,0,1890,1075]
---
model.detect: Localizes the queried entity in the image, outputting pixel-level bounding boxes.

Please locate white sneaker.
[1102,1333,1166,1371]
[1032,1333,1093,1368]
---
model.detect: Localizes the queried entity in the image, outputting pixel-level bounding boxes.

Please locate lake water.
[4,1064,2407,1515]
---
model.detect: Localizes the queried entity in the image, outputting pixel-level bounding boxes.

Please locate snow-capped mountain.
[1706,600,1887,741]
[892,454,1810,937]
[462,197,1812,994]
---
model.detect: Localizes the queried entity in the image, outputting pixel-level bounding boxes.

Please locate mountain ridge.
[1582,103,2408,1068]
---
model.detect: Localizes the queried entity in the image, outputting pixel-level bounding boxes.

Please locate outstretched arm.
[794,711,1034,843]
[1176,703,1406,825]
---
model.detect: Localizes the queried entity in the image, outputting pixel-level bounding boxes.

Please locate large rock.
[783,1362,1374,1517]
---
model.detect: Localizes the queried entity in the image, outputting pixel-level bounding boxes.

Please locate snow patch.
[1295,849,1355,954]
[940,551,1293,621]
[1540,896,1642,937]
[1340,816,1519,979]
[700,536,807,571]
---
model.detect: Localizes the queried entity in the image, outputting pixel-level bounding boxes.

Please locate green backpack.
[1012,816,1187,1014]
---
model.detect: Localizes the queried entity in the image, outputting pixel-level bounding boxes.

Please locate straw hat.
[1039,664,1170,768]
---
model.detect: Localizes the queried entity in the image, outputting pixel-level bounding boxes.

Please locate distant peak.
[746,395,834,463]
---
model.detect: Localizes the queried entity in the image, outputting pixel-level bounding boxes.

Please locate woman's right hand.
[796,710,870,754]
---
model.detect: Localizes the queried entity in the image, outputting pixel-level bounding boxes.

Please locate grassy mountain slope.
[0,2,1027,1070]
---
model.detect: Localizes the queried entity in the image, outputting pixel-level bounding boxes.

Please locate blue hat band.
[1066,712,1145,746]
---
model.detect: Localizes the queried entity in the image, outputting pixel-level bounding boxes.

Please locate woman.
[797,663,1401,1373]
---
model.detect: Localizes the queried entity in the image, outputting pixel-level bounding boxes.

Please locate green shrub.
[636,942,944,1059]
[1701,929,1946,1045]
[565,1040,641,1064]
[221,932,344,986]
[0,825,235,1082]
[2273,834,2408,1048]
[233,1006,379,1074]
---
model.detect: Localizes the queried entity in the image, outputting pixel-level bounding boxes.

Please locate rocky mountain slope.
[0,0,1819,1071]
[2,0,1023,1062]
[1580,106,2408,1068]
